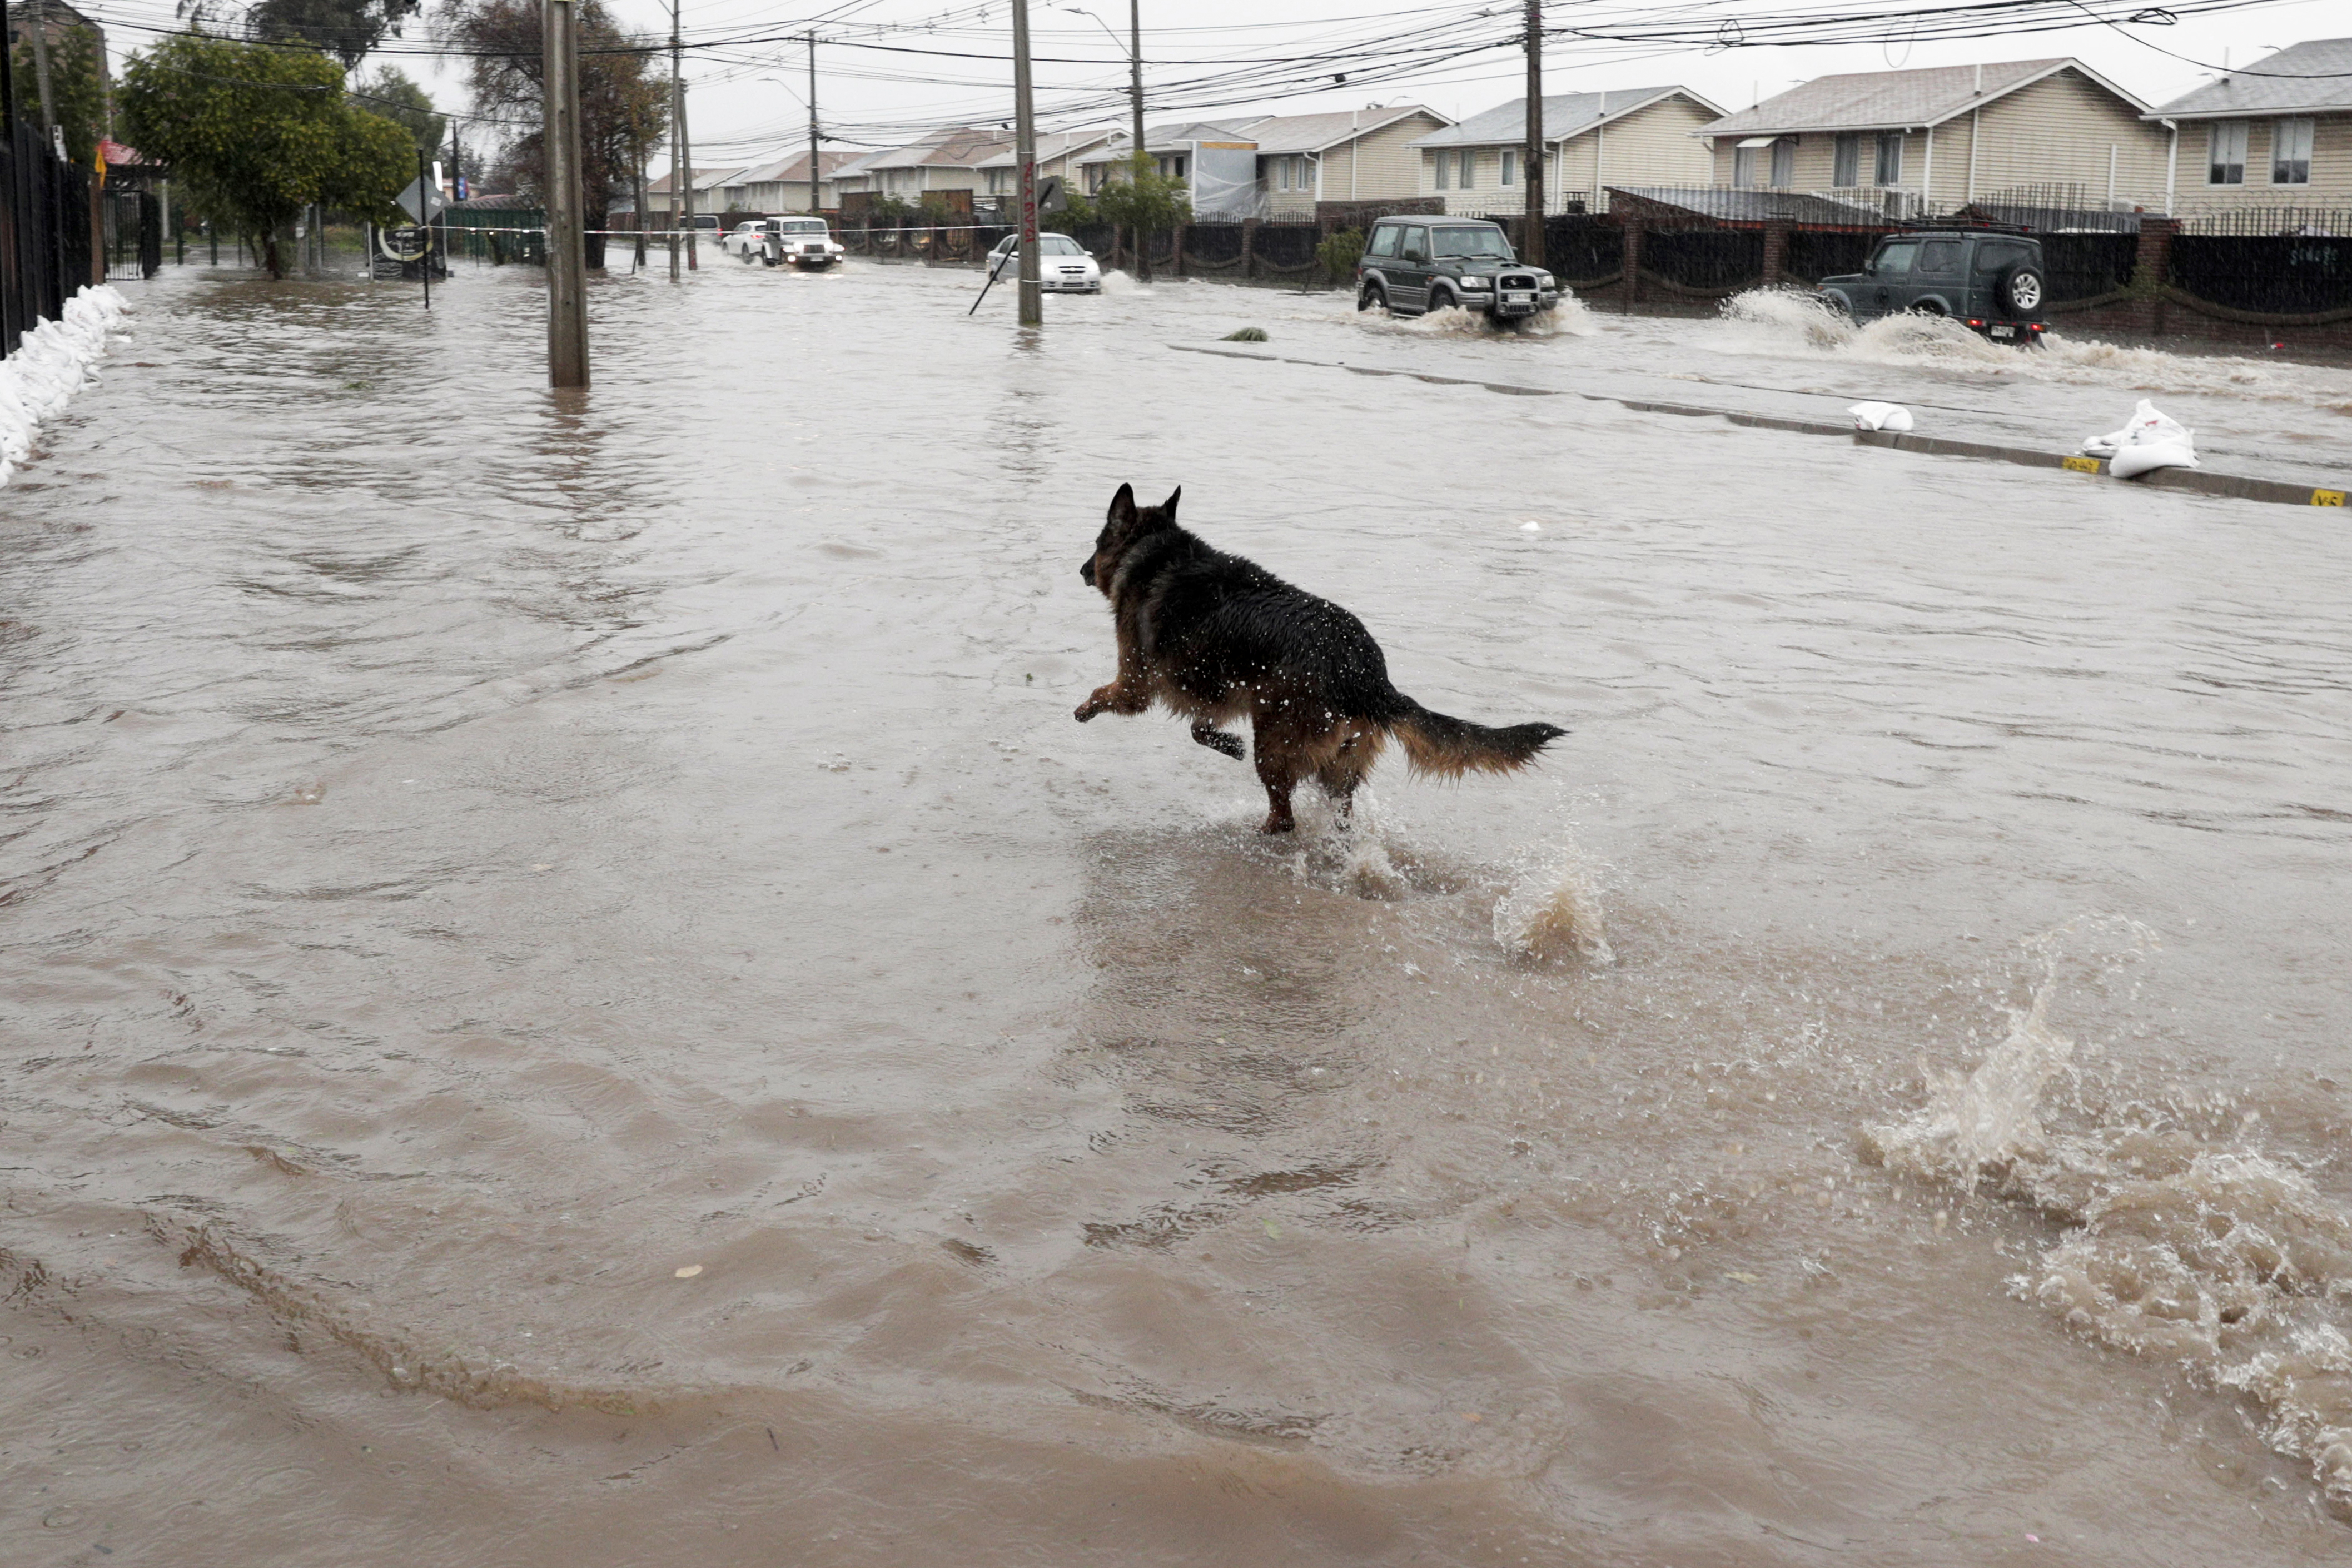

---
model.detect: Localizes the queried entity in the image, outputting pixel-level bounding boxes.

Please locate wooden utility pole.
[29,0,57,139]
[1011,0,1040,326]
[677,9,697,271]
[544,0,589,386]
[667,0,683,277]
[807,33,822,215]
[1521,0,1545,268]
[1128,0,1148,282]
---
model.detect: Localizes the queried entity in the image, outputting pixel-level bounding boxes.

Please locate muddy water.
[6,258,2352,1565]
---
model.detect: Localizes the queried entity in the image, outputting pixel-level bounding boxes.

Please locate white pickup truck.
[725,217,846,270]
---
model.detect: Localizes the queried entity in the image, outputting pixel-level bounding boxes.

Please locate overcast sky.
[87,0,2352,168]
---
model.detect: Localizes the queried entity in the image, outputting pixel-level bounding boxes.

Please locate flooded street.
[6,256,2352,1565]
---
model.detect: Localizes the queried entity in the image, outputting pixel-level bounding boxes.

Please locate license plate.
[1504,292,1532,304]
[1990,324,2016,339]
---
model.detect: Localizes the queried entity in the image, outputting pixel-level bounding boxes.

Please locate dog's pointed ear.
[1108,482,1137,526]
[1162,486,1181,522]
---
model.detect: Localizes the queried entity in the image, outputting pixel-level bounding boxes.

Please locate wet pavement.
[4,256,2352,1565]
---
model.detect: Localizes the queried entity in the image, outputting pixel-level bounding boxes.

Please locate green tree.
[11,17,108,164]
[1039,188,1097,235]
[1317,226,1364,286]
[350,66,443,157]
[176,0,425,72]
[1091,152,1189,281]
[441,0,665,262]
[120,34,414,277]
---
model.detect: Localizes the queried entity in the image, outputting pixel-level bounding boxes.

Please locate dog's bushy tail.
[1389,699,1566,778]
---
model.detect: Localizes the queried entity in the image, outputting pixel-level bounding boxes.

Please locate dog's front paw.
[1075,685,1116,723]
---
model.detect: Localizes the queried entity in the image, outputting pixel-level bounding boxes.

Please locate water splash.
[1493,837,1612,964]
[1358,292,1593,342]
[1866,917,2352,1516]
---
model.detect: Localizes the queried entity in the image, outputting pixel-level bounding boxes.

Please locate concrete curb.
[1171,343,2350,510]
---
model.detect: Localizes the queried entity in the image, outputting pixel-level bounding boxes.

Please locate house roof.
[735,149,860,185]
[1699,58,2149,138]
[1413,88,1718,148]
[644,166,748,196]
[973,126,1125,170]
[1239,105,1451,153]
[862,127,1011,172]
[1610,185,1894,223]
[1073,121,1261,163]
[2149,37,2352,120]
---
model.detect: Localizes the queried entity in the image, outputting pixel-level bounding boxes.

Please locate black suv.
[1357,217,1558,322]
[1817,230,2049,344]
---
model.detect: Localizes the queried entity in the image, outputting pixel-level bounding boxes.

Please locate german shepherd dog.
[1076,484,1567,833]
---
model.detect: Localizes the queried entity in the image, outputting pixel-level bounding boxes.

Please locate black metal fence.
[1541,216,1623,283]
[2171,233,2352,315]
[4,118,96,356]
[1643,226,1765,292]
[2039,232,2139,302]
[1783,227,1880,285]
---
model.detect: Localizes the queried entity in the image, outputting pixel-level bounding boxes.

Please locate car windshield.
[1873,239,1920,276]
[780,220,827,233]
[1433,226,1511,259]
[996,235,1084,256]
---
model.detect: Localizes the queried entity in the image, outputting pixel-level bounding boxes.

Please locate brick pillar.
[1241,217,1259,281]
[2132,216,2179,339]
[1621,220,1644,307]
[1761,220,1791,288]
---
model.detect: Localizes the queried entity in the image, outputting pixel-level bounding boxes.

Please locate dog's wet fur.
[1076,483,1567,833]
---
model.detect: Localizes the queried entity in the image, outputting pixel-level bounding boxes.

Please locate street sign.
[396,176,447,224]
[1038,175,1066,213]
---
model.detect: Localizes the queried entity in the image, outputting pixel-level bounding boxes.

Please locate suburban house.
[727,150,862,214]
[974,127,1127,207]
[2146,37,2352,213]
[1697,59,2171,216]
[1072,121,1265,217]
[1236,106,1453,216]
[642,165,748,221]
[1409,88,1723,213]
[851,128,1012,203]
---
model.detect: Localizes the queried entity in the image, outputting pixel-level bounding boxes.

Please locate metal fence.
[2179,206,2352,237]
[3,117,96,356]
[2039,232,2139,302]
[2171,232,2352,314]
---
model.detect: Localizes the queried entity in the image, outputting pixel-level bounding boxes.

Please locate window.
[1298,155,1314,192]
[1733,145,1758,187]
[1973,240,2027,275]
[1433,152,1449,190]
[2273,117,2313,185]
[1456,151,1476,190]
[1399,226,1430,262]
[1272,158,1288,192]
[1501,150,1516,186]
[1769,138,1795,189]
[1367,223,1400,257]
[1433,225,1512,258]
[1874,132,1903,186]
[1872,238,1921,276]
[1833,133,1860,187]
[2209,120,2246,185]
[1918,240,1961,275]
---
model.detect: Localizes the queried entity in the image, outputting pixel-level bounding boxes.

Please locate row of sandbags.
[0,285,131,487]
[1848,395,2200,481]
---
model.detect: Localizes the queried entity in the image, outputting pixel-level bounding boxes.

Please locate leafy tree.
[441,0,664,265]
[1091,152,1189,281]
[1038,188,1096,235]
[121,34,414,277]
[1317,226,1364,286]
[177,0,424,71]
[11,18,108,164]
[351,66,442,157]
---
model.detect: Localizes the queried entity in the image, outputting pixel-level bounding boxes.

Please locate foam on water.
[1867,918,2352,1517]
[1716,287,2352,404]
[1356,291,1594,342]
[1493,837,1612,963]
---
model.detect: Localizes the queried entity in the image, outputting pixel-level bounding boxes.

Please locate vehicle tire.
[1908,300,1946,316]
[1357,280,1386,313]
[1817,290,1856,320]
[1998,264,2045,316]
[1428,285,1458,311]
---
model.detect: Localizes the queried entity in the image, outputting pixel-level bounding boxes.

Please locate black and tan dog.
[1075,483,1566,833]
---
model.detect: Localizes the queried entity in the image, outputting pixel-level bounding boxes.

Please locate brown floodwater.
[6,256,2352,1565]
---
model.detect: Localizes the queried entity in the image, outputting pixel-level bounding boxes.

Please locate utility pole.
[544,0,589,387]
[1128,0,1149,282]
[418,148,432,310]
[667,0,683,277]
[807,32,822,215]
[29,0,57,137]
[1011,0,1040,326]
[1521,0,1544,268]
[677,3,697,271]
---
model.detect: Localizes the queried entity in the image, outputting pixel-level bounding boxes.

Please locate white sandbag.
[1848,400,1913,432]
[0,284,130,490]
[2110,440,2199,480]
[2082,398,2194,470]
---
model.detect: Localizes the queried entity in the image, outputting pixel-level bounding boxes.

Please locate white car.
[986,232,1101,293]
[724,217,847,268]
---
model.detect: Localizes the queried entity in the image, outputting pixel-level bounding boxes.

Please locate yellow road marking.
[2062,456,2103,474]
[2314,489,2346,506]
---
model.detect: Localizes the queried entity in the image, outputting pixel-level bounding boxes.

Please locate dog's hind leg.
[1254,750,1301,834]
[1190,722,1246,761]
